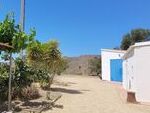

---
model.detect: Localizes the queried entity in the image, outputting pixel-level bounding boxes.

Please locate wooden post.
[20,0,25,59]
[8,53,12,111]
[20,0,25,31]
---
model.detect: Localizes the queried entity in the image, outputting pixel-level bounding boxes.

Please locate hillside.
[64,55,100,75]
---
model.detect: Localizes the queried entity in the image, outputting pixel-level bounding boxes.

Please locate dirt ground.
[44,75,150,113]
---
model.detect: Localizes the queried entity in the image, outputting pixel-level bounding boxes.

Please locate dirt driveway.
[44,75,150,113]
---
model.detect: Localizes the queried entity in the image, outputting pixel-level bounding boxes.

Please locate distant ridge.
[64,55,100,75]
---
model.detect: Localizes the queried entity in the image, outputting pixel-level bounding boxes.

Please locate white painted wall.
[135,46,150,102]
[123,52,136,92]
[123,60,127,89]
[101,49,125,81]
[123,41,150,102]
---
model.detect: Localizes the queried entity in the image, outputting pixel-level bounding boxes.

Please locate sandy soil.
[44,75,150,113]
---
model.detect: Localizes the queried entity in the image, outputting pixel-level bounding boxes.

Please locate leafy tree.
[0,63,9,101]
[12,29,36,53]
[121,34,132,50]
[0,13,35,53]
[0,14,36,103]
[27,40,64,88]
[0,14,16,45]
[0,58,46,101]
[131,29,150,43]
[56,58,68,75]
[120,28,150,50]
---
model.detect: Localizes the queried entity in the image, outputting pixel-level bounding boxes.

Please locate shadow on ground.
[53,81,77,87]
[14,100,63,112]
[51,87,83,94]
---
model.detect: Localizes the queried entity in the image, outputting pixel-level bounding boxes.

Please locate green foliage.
[27,40,63,74]
[0,13,65,102]
[13,59,33,89]
[121,34,132,50]
[55,59,69,75]
[131,29,150,43]
[121,28,150,50]
[43,40,61,72]
[12,29,36,53]
[0,58,49,101]
[0,13,16,45]
[27,40,43,62]
[0,59,32,101]
[88,56,101,76]
[0,14,37,102]
[0,63,9,101]
[27,40,64,88]
[0,13,36,53]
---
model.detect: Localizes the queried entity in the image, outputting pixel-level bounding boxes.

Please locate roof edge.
[101,49,126,53]
[122,41,150,59]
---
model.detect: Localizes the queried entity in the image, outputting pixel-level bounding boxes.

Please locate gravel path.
[44,75,150,113]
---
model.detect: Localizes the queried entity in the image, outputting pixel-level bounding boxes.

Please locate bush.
[20,86,40,100]
[0,58,50,102]
[0,63,9,102]
[0,59,42,102]
[88,56,101,76]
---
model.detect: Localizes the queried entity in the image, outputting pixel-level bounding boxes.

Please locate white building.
[101,49,125,82]
[122,41,150,102]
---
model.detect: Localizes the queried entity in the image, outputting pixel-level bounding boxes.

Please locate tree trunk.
[48,73,55,89]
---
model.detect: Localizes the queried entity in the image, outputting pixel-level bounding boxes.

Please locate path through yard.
[44,75,150,113]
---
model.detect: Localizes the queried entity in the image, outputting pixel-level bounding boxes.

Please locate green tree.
[121,34,132,50]
[0,13,36,104]
[55,58,68,75]
[0,14,16,45]
[120,28,150,50]
[27,40,64,88]
[0,13,35,53]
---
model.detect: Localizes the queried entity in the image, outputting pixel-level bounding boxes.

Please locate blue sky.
[0,0,150,56]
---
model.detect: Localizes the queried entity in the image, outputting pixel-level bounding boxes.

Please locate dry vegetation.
[64,55,99,75]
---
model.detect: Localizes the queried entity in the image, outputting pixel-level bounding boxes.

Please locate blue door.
[110,59,123,82]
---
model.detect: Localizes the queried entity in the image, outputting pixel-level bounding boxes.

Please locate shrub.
[20,86,40,100]
[88,56,101,76]
[0,63,9,102]
[0,59,42,102]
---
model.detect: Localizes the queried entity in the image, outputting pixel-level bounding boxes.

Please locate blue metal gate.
[110,59,123,82]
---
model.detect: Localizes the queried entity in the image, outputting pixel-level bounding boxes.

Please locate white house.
[122,41,150,102]
[101,49,125,82]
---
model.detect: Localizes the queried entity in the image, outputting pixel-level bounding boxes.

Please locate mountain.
[64,55,100,75]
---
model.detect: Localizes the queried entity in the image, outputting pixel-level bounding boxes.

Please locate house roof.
[123,41,150,59]
[101,49,126,53]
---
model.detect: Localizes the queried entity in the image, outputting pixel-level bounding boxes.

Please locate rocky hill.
[64,55,100,75]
